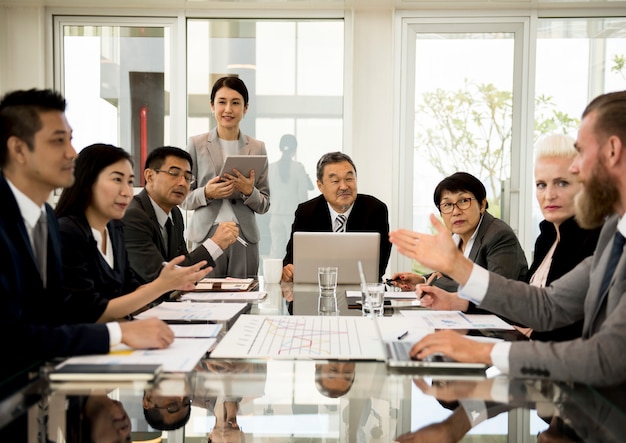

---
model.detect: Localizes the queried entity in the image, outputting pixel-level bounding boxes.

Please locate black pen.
[419,272,440,299]
[397,330,409,340]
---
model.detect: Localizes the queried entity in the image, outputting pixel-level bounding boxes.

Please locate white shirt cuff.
[106,322,122,348]
[457,264,490,305]
[458,399,488,426]
[490,341,512,374]
[490,377,510,403]
[202,239,223,260]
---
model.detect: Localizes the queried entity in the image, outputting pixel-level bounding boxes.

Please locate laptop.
[383,339,489,371]
[292,231,380,284]
[373,302,491,372]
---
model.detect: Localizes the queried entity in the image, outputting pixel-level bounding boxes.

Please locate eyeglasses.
[438,197,476,214]
[153,397,192,413]
[153,167,196,185]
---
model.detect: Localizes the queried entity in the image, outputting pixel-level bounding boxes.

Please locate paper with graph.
[211,315,386,360]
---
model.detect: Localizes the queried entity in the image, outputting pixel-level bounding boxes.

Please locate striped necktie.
[334,214,347,232]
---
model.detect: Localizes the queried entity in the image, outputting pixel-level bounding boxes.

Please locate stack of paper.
[134,301,250,329]
[180,291,267,302]
[51,338,216,375]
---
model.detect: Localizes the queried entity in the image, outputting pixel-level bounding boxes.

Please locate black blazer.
[528,217,601,342]
[283,194,391,280]
[58,214,142,323]
[0,173,108,379]
[122,189,215,284]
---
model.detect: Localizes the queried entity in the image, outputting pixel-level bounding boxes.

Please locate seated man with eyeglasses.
[390,172,527,313]
[143,377,193,432]
[123,146,240,284]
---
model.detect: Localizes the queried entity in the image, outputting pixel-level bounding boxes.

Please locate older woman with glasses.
[390,172,528,312]
[56,144,208,324]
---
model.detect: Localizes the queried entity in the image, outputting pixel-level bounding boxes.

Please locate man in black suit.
[123,146,239,284]
[281,152,391,282]
[0,88,175,383]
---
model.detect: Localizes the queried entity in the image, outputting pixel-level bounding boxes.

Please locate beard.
[574,159,619,229]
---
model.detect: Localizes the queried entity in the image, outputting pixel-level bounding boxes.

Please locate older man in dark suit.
[282,151,391,282]
[0,89,176,387]
[123,146,239,284]
[390,90,626,386]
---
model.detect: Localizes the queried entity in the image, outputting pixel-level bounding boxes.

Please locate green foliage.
[612,54,626,80]
[415,81,578,205]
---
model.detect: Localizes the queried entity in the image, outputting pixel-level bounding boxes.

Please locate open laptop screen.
[292,232,380,284]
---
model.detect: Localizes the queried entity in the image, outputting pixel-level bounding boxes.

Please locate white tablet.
[220,155,267,178]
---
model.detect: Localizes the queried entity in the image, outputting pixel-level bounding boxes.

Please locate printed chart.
[211,315,386,360]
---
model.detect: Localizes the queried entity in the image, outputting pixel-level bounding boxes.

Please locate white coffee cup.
[263,258,283,284]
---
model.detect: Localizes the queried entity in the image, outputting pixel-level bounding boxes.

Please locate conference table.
[1,281,625,442]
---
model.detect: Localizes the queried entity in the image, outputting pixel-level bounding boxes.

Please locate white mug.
[263,258,283,284]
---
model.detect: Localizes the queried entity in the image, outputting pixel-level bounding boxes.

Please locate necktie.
[33,211,47,287]
[165,218,174,256]
[599,231,625,297]
[334,214,346,232]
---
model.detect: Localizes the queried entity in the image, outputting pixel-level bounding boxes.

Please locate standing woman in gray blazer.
[182,77,270,278]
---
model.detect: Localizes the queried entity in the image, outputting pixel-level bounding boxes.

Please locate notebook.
[292,231,380,284]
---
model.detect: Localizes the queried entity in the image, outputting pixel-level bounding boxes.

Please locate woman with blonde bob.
[521,133,601,341]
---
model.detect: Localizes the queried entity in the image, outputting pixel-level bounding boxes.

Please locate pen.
[397,330,409,340]
[425,273,439,286]
[161,261,182,269]
[419,272,440,299]
[236,236,248,247]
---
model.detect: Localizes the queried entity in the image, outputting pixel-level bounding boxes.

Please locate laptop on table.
[292,231,380,284]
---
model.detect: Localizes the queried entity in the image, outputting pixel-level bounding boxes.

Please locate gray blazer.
[479,214,626,386]
[435,211,528,294]
[181,128,270,244]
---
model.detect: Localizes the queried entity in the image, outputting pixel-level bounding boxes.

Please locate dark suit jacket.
[58,214,142,323]
[528,217,601,342]
[283,194,391,280]
[0,173,108,380]
[122,189,215,284]
[434,212,528,313]
[480,214,626,385]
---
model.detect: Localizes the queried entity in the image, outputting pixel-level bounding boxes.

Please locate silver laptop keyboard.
[390,340,414,361]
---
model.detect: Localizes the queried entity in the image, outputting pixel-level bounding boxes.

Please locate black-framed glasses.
[153,167,196,185]
[153,397,192,413]
[438,197,476,214]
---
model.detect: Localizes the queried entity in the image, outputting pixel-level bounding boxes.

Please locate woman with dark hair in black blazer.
[56,143,208,323]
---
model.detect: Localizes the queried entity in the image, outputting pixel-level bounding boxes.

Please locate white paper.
[180,291,267,302]
[169,324,222,338]
[346,290,417,300]
[399,310,515,330]
[134,302,248,322]
[211,314,386,360]
[58,338,216,372]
